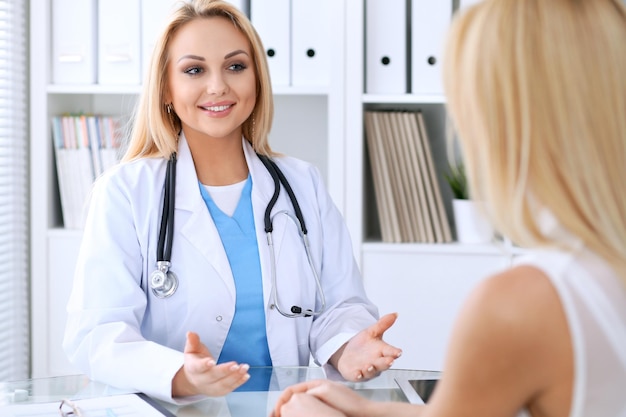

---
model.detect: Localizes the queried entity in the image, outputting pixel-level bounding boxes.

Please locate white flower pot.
[452,199,494,244]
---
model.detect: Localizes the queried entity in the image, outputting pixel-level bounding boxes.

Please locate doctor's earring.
[166,103,177,131]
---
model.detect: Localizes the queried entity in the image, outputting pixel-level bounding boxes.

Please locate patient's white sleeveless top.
[513,245,626,417]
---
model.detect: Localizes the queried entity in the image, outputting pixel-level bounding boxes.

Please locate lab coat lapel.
[175,135,235,295]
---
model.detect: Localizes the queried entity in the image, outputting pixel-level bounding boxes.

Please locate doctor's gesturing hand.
[330,313,402,381]
[172,332,250,397]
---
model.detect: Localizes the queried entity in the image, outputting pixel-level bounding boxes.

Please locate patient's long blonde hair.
[443,0,626,279]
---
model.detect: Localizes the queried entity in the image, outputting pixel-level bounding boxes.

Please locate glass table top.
[0,367,441,416]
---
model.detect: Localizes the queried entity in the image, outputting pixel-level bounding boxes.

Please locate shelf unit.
[344,1,518,371]
[30,0,521,377]
[30,0,346,378]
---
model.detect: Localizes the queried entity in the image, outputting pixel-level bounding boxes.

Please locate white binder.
[51,0,97,84]
[251,0,291,87]
[98,0,142,85]
[411,0,453,95]
[141,0,179,80]
[291,0,331,87]
[365,0,408,94]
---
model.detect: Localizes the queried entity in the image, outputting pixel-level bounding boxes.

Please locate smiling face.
[166,16,257,145]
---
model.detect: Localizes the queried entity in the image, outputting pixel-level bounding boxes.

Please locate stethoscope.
[149,152,327,318]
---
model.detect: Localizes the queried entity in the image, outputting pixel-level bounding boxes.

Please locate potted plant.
[444,162,493,243]
[444,162,469,201]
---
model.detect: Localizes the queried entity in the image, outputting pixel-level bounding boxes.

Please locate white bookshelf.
[30,0,346,377]
[30,0,520,377]
[344,1,518,371]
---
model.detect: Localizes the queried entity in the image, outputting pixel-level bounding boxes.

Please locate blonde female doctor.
[62,0,401,405]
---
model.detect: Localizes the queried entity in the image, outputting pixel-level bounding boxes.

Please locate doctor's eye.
[183,66,204,76]
[227,62,248,73]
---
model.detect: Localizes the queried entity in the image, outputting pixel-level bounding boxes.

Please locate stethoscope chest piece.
[150,260,178,298]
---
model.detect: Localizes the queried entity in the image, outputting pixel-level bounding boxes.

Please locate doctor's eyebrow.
[177,54,204,63]
[177,50,249,64]
[224,49,249,59]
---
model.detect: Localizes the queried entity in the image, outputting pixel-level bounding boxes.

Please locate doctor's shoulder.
[271,154,325,193]
[270,154,342,222]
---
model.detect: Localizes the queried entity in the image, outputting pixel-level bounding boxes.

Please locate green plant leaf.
[444,163,469,200]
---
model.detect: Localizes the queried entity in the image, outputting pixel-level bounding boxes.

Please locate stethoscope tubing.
[256,155,326,317]
[258,155,308,235]
[157,152,176,263]
[151,152,179,298]
[267,210,326,318]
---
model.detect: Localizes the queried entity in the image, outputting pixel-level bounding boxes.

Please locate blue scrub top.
[198,176,272,368]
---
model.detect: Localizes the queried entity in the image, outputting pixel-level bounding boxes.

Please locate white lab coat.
[63,135,379,402]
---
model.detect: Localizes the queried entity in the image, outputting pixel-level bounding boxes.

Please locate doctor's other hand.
[271,379,372,417]
[331,312,402,381]
[172,331,250,398]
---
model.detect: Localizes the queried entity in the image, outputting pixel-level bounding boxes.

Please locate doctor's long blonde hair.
[122,0,274,162]
[443,0,626,279]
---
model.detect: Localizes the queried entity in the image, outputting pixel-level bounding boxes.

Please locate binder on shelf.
[141,0,179,79]
[86,115,103,177]
[364,111,401,243]
[379,111,413,242]
[365,110,452,243]
[51,115,123,229]
[53,115,93,230]
[51,0,97,84]
[399,111,434,243]
[365,0,408,94]
[99,116,124,172]
[414,111,452,243]
[51,117,73,228]
[405,111,442,242]
[383,111,438,243]
[98,0,142,85]
[75,116,96,200]
[411,0,453,95]
[251,0,291,87]
[392,111,428,242]
[291,0,331,87]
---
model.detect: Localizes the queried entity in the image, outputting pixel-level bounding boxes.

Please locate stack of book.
[364,110,452,243]
[51,114,123,229]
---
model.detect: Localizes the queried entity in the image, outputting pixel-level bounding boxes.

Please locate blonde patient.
[272,1,626,416]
